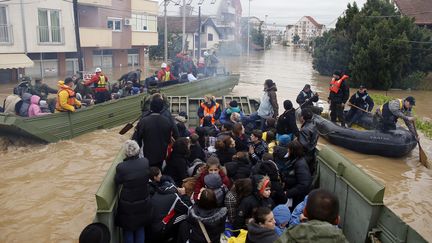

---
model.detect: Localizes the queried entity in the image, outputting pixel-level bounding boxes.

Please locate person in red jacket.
[193,156,231,202]
[84,67,110,104]
[157,63,174,82]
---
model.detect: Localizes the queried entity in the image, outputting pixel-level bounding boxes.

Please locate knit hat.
[204,173,223,189]
[79,223,110,243]
[283,100,293,110]
[150,98,164,113]
[273,205,291,226]
[229,100,238,108]
[187,159,205,176]
[123,140,140,157]
[405,96,415,106]
[277,134,292,146]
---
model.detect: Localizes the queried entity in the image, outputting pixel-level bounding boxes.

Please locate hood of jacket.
[190,205,227,225]
[284,220,347,242]
[30,95,41,105]
[246,222,279,242]
[265,83,277,92]
[21,92,32,103]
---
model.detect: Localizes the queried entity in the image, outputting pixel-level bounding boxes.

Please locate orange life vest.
[55,86,76,111]
[329,75,349,94]
[200,102,220,125]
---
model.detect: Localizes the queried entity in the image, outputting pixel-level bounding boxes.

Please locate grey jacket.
[298,120,319,153]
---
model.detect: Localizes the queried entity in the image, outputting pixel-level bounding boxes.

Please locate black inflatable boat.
[313,115,417,157]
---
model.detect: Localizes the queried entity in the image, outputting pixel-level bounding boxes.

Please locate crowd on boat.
[0,51,220,117]
[78,72,419,243]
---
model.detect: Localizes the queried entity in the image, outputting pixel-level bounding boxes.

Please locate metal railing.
[0,24,13,44]
[37,26,64,44]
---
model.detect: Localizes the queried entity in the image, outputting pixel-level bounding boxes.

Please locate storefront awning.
[0,54,34,69]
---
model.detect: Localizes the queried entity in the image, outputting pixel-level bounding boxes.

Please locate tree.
[312,0,432,90]
[149,32,183,60]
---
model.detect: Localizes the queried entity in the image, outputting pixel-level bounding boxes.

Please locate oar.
[347,103,371,114]
[412,122,429,168]
[119,116,141,135]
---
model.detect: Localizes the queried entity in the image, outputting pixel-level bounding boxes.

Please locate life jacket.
[97,75,107,88]
[329,75,348,94]
[380,99,403,123]
[200,102,220,125]
[55,85,76,112]
[355,92,370,109]
[162,71,171,82]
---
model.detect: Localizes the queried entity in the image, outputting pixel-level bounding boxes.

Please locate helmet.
[203,51,209,56]
[95,67,102,73]
[161,63,167,68]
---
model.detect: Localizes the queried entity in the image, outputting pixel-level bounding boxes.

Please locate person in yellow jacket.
[55,77,81,112]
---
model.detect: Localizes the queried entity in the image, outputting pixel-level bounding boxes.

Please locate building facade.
[0,0,158,83]
[284,16,326,45]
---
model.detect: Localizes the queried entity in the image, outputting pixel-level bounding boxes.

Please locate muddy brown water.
[0,45,431,241]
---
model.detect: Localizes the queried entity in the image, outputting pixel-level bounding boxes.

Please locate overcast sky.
[239,0,367,27]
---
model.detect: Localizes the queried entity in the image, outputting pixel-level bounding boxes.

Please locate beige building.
[284,16,326,44]
[0,0,158,83]
[78,0,158,75]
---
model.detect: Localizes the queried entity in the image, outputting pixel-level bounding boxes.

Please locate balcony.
[37,26,64,45]
[0,24,13,44]
[79,27,112,47]
[78,0,112,7]
[132,0,158,15]
[131,31,157,46]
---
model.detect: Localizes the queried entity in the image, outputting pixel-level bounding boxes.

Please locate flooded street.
[0,45,432,241]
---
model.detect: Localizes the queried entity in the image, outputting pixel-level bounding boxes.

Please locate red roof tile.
[395,0,432,24]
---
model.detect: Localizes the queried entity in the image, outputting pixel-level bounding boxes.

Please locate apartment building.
[284,16,326,45]
[78,0,158,75]
[0,0,77,82]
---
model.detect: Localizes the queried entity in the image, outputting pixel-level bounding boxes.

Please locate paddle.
[412,122,429,168]
[347,103,371,114]
[119,116,141,135]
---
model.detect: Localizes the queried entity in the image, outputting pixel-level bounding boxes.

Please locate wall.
[98,0,132,49]
[131,0,158,15]
[23,0,77,53]
[206,25,220,51]
[0,0,25,53]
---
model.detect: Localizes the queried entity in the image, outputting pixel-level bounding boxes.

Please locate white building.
[284,16,326,44]
[0,0,77,82]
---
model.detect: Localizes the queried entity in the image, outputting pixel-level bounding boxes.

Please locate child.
[192,156,231,201]
[204,173,228,207]
[265,130,277,154]
[273,204,291,236]
[188,133,205,163]
[28,95,50,117]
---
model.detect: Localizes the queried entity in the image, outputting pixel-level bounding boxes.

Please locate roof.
[157,16,222,36]
[304,16,324,28]
[394,0,432,24]
[0,54,33,69]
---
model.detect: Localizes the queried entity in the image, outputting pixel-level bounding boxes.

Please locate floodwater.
[0,45,431,241]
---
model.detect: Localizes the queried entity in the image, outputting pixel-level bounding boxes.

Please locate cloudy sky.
[239,0,367,27]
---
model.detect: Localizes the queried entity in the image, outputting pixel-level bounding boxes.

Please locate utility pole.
[263,14,267,50]
[182,0,186,53]
[164,0,168,63]
[247,0,251,56]
[73,0,84,77]
[197,5,201,59]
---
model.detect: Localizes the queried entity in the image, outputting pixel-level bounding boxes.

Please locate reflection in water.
[0,46,431,241]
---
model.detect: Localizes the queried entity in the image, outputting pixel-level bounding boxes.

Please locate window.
[131,14,156,32]
[128,54,139,66]
[0,6,11,43]
[208,33,213,41]
[38,9,62,43]
[107,18,122,31]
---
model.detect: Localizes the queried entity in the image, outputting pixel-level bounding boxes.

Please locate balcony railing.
[37,26,64,45]
[0,24,13,44]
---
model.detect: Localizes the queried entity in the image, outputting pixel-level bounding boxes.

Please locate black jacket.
[250,140,269,165]
[348,91,374,112]
[296,89,318,108]
[132,113,176,167]
[232,133,249,152]
[276,109,299,137]
[216,147,236,166]
[164,151,189,187]
[280,156,312,208]
[233,175,275,229]
[225,157,252,181]
[253,160,286,206]
[298,120,319,154]
[188,143,206,163]
[115,156,152,231]
[188,206,227,243]
[246,222,279,243]
[328,77,350,104]
[273,145,288,170]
